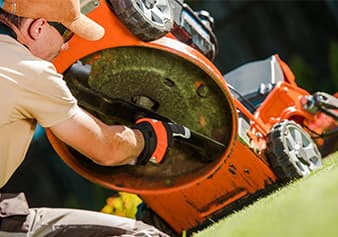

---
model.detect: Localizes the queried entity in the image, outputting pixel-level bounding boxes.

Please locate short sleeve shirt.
[0,35,79,188]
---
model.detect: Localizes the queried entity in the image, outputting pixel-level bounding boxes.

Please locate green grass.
[193,151,338,237]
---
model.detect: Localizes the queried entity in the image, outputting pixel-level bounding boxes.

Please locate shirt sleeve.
[15,60,80,127]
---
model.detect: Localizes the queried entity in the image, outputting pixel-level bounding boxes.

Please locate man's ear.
[27,18,46,40]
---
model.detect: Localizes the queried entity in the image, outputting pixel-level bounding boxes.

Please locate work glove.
[132,118,191,165]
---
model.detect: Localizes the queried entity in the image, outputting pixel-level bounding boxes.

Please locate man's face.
[20,19,71,62]
[38,22,71,61]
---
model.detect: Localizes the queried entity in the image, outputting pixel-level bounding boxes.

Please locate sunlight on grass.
[193,151,338,237]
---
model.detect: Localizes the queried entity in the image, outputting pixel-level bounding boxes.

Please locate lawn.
[193,151,338,237]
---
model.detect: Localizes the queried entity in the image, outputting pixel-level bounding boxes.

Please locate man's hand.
[132,118,191,165]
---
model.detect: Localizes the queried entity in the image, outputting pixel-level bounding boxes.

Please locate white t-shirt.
[0,35,79,188]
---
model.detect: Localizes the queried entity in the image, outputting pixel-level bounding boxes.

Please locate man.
[0,0,190,236]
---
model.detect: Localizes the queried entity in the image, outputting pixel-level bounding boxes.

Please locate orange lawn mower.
[46,0,338,235]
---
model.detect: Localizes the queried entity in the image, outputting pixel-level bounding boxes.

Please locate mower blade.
[176,129,225,162]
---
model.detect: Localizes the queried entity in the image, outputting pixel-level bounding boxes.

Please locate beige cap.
[1,0,105,41]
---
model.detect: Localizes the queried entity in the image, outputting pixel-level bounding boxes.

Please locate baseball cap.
[0,0,105,41]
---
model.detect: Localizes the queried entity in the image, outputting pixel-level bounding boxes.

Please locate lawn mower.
[46,0,338,235]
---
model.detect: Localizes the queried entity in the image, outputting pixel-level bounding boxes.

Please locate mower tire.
[266,120,322,182]
[107,0,174,41]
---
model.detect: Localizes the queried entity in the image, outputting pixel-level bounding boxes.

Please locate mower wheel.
[107,0,174,41]
[266,120,322,182]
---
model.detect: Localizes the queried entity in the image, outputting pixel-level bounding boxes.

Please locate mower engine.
[169,0,218,61]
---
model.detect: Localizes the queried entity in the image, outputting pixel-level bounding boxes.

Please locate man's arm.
[49,108,144,166]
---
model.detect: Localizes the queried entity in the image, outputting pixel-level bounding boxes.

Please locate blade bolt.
[196,83,208,97]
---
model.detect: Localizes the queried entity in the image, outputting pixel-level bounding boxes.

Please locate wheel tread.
[266,120,321,183]
[107,0,173,41]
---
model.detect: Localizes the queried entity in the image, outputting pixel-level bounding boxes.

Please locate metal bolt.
[256,132,263,138]
[196,83,208,97]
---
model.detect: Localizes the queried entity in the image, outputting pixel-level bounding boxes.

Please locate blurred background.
[2,0,338,211]
[187,0,338,94]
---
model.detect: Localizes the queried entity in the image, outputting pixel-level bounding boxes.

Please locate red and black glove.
[133,118,191,165]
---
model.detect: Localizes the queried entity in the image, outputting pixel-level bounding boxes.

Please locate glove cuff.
[132,122,157,165]
[132,119,173,165]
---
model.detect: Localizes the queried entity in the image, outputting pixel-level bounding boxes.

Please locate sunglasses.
[48,22,74,43]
